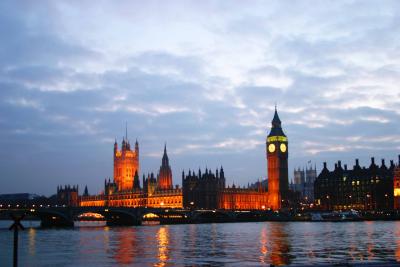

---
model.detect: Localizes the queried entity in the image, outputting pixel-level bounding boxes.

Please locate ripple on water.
[1,221,400,266]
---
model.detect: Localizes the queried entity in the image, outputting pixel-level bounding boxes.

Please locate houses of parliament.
[78,108,290,210]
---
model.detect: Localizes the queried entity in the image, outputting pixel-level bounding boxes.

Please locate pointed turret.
[135,139,139,152]
[162,142,169,166]
[83,185,89,196]
[133,170,140,190]
[114,138,118,154]
[158,143,173,190]
[122,137,126,150]
[125,121,128,141]
[268,106,286,137]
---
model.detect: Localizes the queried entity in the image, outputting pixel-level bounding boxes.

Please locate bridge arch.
[101,208,141,226]
[34,209,74,227]
[32,207,142,227]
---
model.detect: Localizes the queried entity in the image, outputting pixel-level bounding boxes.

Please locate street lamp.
[326,195,330,210]
[385,194,388,209]
[366,194,371,210]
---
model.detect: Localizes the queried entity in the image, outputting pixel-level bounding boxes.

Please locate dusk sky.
[1,1,399,196]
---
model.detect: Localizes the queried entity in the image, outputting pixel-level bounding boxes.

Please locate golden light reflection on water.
[365,221,375,261]
[270,223,291,266]
[156,226,170,267]
[395,222,400,262]
[348,222,357,261]
[28,228,36,256]
[211,224,217,253]
[103,226,110,253]
[6,221,400,265]
[259,226,268,264]
[114,229,135,265]
[259,223,291,266]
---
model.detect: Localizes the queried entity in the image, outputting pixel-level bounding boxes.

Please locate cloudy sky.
[1,1,399,196]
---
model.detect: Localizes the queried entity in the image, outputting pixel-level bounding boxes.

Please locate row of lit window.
[147,198,181,205]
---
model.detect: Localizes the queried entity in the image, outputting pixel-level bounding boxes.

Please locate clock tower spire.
[266,106,289,210]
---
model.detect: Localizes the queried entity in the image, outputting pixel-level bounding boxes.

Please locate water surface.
[1,220,400,266]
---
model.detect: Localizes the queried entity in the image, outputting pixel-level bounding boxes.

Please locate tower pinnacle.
[158,143,173,190]
[125,121,128,141]
[268,106,285,137]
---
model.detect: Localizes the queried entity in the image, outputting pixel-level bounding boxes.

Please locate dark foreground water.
[1,220,400,266]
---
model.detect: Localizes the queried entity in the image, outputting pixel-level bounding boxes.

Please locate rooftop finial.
[275,101,277,111]
[125,121,128,141]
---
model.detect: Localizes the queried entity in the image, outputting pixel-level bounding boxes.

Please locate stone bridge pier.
[32,207,143,227]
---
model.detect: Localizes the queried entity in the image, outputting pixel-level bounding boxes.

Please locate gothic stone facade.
[182,108,289,211]
[80,108,289,211]
[182,167,270,210]
[113,137,139,192]
[57,185,79,207]
[80,141,182,209]
[290,166,317,202]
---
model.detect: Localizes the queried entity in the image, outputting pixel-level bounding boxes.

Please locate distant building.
[0,193,39,201]
[290,165,317,202]
[0,193,55,207]
[57,185,79,206]
[293,168,305,185]
[314,157,398,211]
[394,156,400,209]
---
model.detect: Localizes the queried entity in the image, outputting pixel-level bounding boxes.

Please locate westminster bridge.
[0,207,276,227]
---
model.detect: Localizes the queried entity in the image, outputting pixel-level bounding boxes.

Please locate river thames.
[1,221,400,266]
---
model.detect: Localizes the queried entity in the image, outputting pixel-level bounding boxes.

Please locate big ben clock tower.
[267,106,289,210]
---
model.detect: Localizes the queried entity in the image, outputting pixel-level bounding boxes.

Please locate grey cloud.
[1,1,399,195]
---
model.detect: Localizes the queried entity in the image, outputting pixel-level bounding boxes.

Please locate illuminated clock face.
[268,143,276,153]
[280,143,287,153]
